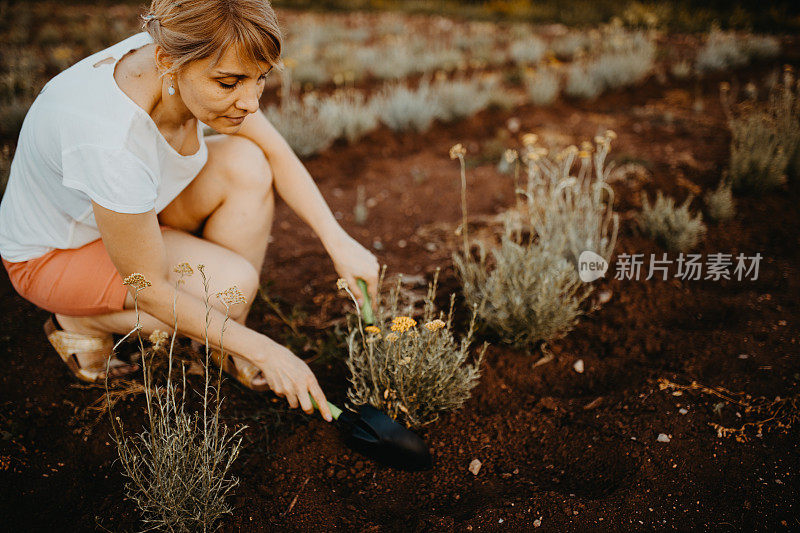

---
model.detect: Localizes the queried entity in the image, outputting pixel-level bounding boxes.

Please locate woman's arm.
[92,201,332,421]
[232,111,379,301]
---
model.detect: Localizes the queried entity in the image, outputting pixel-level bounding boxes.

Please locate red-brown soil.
[1,39,799,533]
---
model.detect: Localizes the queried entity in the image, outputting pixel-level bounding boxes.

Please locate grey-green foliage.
[565,63,603,99]
[588,39,655,90]
[696,30,748,73]
[523,138,620,269]
[725,74,799,193]
[264,96,337,158]
[636,191,706,251]
[704,180,736,222]
[113,266,243,533]
[526,69,560,106]
[374,81,443,133]
[454,228,592,347]
[509,36,546,65]
[430,77,491,122]
[319,89,379,144]
[453,134,619,348]
[344,272,486,428]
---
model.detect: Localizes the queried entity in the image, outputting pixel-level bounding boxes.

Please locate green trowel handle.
[309,394,342,420]
[356,278,375,325]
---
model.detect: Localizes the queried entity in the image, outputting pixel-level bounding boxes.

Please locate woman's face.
[171,43,273,132]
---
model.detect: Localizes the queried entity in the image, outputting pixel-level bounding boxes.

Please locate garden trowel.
[310,396,432,471]
[308,278,432,471]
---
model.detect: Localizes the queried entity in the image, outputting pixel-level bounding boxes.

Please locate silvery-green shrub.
[636,191,707,252]
[343,272,486,428]
[319,89,379,144]
[704,180,736,222]
[430,77,491,121]
[265,95,337,158]
[526,69,560,106]
[374,81,443,133]
[565,63,603,99]
[509,36,546,65]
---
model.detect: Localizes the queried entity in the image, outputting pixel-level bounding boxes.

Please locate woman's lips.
[226,115,245,124]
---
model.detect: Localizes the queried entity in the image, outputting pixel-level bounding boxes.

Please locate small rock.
[507,117,521,132]
[573,359,585,373]
[538,397,559,411]
[533,517,542,528]
[424,242,437,252]
[738,353,749,360]
[469,459,482,476]
[679,408,688,415]
[657,433,671,443]
[597,290,613,304]
[398,239,407,248]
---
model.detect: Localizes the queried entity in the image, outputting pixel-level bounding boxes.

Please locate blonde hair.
[142,0,282,78]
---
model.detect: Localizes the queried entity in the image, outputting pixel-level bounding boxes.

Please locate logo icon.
[578,251,608,282]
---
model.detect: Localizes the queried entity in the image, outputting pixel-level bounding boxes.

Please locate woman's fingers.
[308,377,333,422]
[347,274,363,306]
[298,385,314,415]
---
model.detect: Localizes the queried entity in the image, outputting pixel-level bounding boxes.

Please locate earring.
[167,76,175,96]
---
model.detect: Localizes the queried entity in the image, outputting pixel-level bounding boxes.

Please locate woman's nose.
[236,83,261,113]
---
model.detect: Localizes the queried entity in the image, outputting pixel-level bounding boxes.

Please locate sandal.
[191,340,269,391]
[43,313,140,383]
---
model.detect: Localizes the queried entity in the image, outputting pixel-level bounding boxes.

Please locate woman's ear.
[153,45,175,77]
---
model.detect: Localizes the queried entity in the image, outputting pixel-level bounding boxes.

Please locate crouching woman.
[0,0,378,422]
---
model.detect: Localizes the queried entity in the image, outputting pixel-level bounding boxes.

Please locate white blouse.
[0,31,208,262]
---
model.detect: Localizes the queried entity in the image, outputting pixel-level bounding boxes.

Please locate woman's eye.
[219,81,237,89]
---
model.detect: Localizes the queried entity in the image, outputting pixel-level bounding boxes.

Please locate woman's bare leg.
[55,135,274,381]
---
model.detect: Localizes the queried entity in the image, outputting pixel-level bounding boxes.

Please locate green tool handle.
[309,394,342,420]
[356,278,375,325]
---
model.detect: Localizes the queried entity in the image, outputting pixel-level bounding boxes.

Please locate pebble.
[679,408,688,415]
[573,359,585,373]
[657,433,671,443]
[533,517,542,528]
[469,459,482,476]
[738,353,750,359]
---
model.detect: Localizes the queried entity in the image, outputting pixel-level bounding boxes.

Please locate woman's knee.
[221,135,273,198]
[161,230,260,320]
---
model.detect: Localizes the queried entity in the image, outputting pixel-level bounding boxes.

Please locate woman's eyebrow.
[213,69,270,78]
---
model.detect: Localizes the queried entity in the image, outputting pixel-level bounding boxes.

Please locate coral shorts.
[2,226,171,317]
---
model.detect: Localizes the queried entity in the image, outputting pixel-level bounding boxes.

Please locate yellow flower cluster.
[365,325,381,335]
[385,332,399,343]
[173,262,194,277]
[424,319,446,332]
[390,316,417,333]
[123,273,151,291]
[449,143,466,160]
[216,286,247,306]
[521,133,538,146]
[148,329,169,350]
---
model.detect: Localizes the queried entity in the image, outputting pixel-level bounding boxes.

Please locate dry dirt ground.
[1,28,799,533]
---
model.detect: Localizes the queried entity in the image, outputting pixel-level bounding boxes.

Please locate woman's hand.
[326,231,379,304]
[255,345,333,422]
